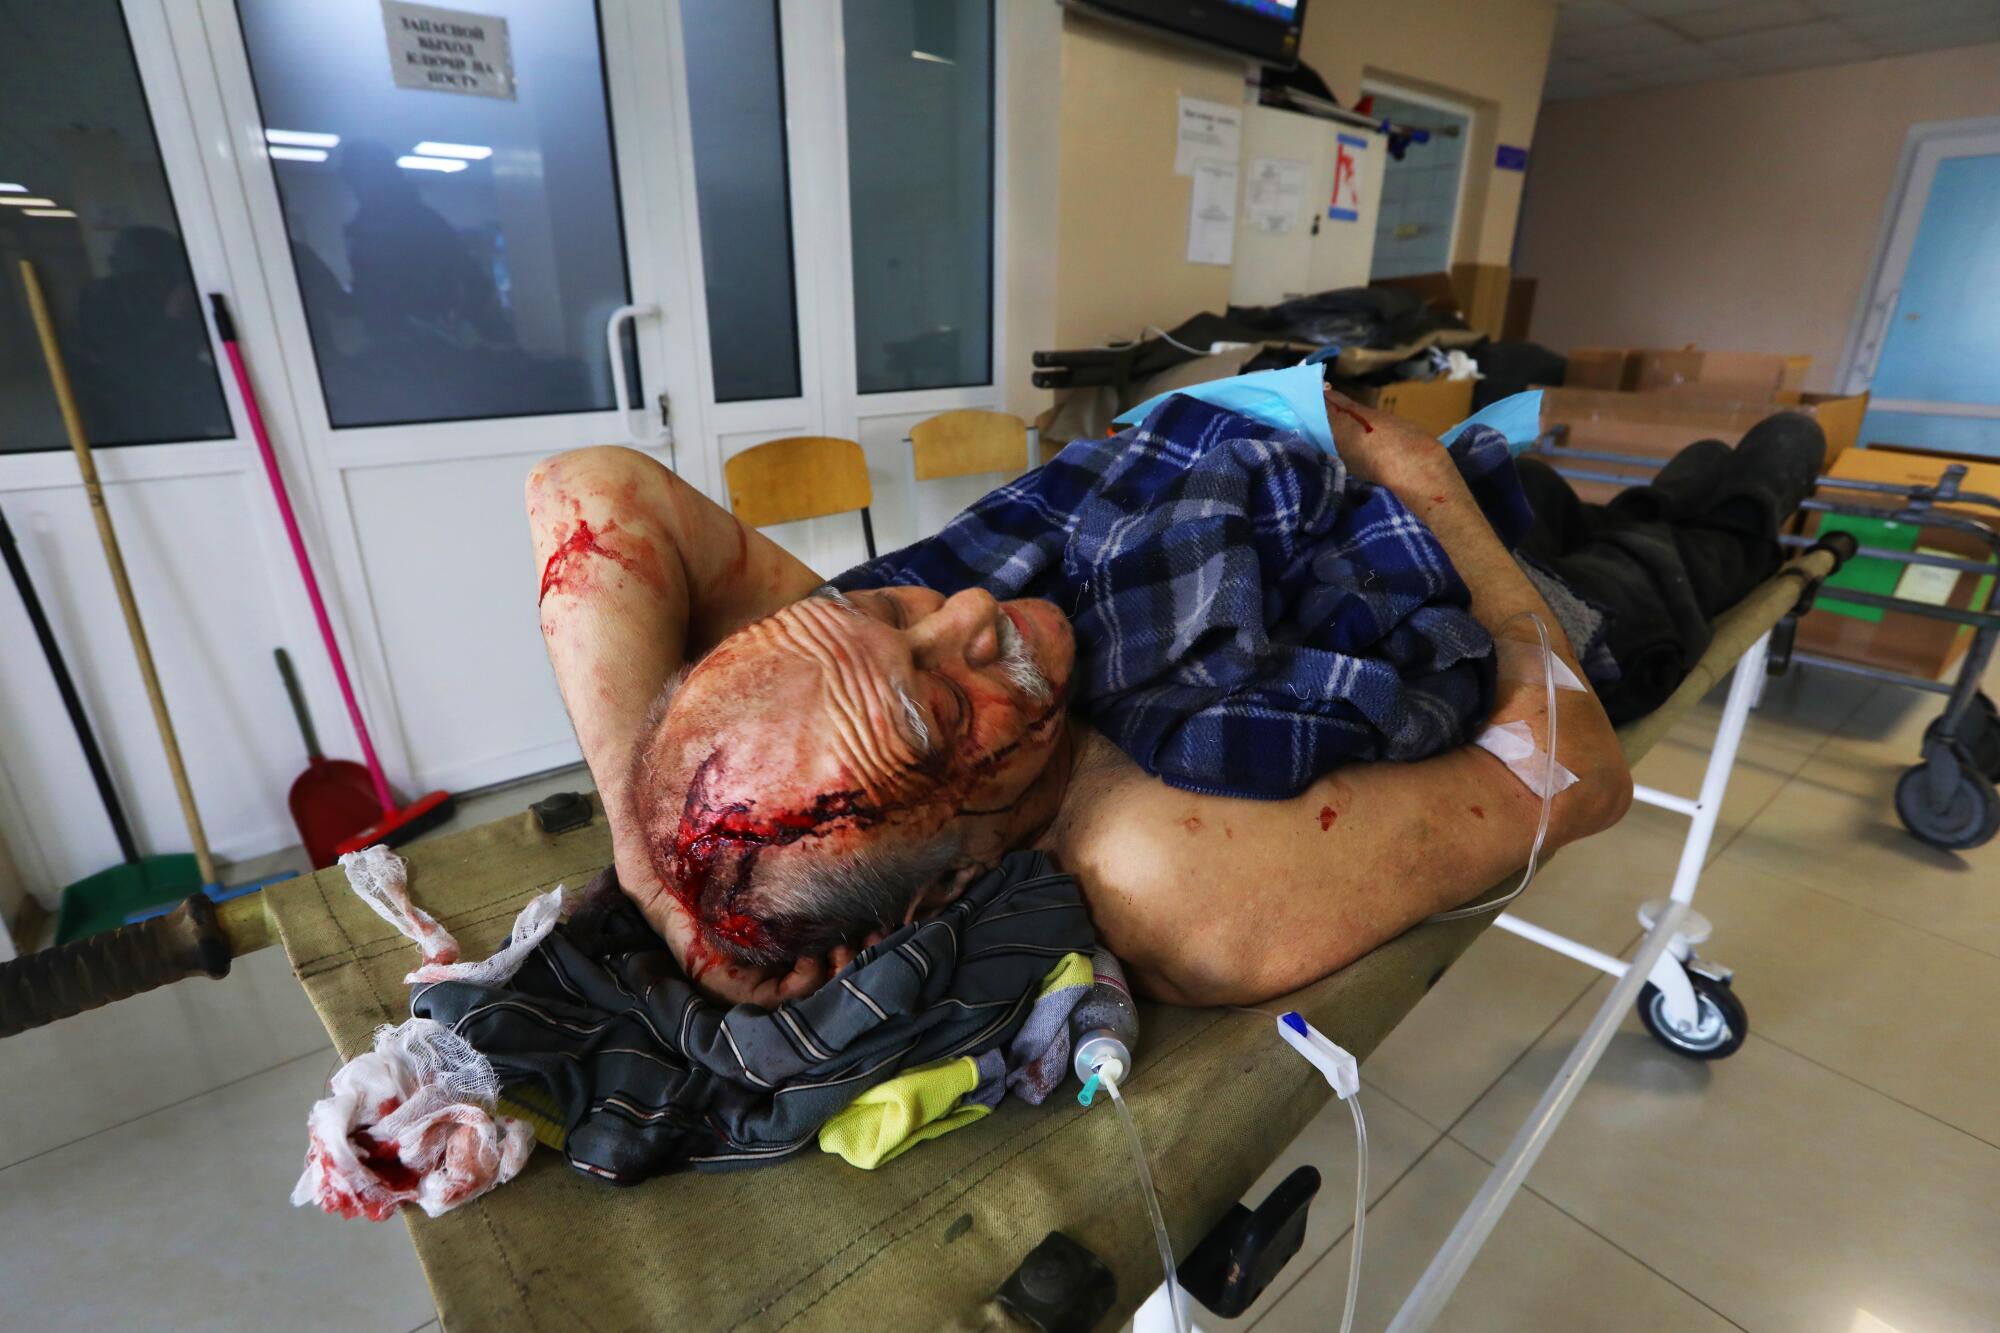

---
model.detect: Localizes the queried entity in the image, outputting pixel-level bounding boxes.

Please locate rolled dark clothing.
[1517,412,1826,724]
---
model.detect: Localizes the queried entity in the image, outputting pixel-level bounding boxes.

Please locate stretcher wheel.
[1925,693,2000,782]
[1637,969,1746,1060]
[1895,751,2000,851]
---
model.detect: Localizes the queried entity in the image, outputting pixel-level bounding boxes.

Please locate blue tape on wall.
[1496,144,1529,171]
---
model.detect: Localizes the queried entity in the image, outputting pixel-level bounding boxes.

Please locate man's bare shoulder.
[1036,726,1218,903]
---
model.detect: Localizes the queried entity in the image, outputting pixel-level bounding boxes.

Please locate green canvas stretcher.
[265,555,1829,1331]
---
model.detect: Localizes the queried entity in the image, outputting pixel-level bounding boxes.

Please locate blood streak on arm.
[1327,401,1375,434]
[539,517,646,605]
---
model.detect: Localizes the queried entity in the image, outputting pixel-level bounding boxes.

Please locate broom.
[20,261,292,938]
[207,293,453,853]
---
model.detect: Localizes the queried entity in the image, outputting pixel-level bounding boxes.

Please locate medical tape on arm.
[1474,719,1578,799]
[1495,637,1586,692]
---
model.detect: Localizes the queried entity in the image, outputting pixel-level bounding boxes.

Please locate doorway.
[1841,118,2000,459]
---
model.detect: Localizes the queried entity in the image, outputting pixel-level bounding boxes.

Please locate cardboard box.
[1449,262,1513,340]
[1356,376,1475,438]
[1777,355,1811,404]
[1632,348,1799,400]
[1565,348,1637,391]
[1796,447,2000,681]
[1563,346,1814,402]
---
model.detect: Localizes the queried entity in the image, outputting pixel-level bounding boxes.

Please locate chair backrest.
[724,436,873,529]
[908,410,1031,482]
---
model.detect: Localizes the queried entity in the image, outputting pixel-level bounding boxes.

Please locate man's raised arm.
[524,447,822,987]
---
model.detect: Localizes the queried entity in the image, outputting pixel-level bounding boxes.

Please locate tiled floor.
[1225,652,2000,1332]
[6,655,2000,1331]
[0,765,589,1333]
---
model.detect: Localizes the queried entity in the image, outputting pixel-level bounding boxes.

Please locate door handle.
[1857,286,1899,387]
[606,303,672,451]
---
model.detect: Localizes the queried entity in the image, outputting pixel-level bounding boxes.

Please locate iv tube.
[1426,609,1560,923]
[1101,1067,1187,1333]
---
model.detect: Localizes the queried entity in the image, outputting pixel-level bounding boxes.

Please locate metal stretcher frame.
[1537,436,2000,853]
[0,551,1838,1331]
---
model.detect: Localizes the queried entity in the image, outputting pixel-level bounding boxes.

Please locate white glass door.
[175,0,1003,799]
[190,0,712,796]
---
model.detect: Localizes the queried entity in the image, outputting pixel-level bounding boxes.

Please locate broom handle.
[0,505,141,864]
[208,294,394,814]
[20,261,219,887]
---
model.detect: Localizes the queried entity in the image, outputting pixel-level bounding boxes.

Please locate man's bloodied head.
[631,585,1076,971]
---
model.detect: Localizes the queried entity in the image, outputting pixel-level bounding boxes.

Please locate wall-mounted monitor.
[1062,0,1308,69]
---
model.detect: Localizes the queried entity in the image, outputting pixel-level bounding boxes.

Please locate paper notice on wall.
[1187,160,1238,266]
[383,1,516,100]
[1243,156,1307,233]
[1175,95,1242,176]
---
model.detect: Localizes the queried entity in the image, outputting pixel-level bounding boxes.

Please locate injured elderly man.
[287,377,1823,1206]
[523,389,1695,1017]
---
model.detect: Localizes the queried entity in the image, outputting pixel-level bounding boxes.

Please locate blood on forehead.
[653,752,896,968]
[648,664,1069,976]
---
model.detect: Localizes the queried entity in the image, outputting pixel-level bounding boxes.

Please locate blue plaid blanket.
[835,394,1534,800]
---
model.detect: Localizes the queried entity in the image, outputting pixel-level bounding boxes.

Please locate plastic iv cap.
[1277,1011,1360,1100]
[1074,1032,1131,1089]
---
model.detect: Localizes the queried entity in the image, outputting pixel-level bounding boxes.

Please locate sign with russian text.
[383,1,515,100]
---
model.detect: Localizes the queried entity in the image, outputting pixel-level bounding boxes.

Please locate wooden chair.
[902,412,1040,543]
[724,435,877,558]
[906,410,1037,484]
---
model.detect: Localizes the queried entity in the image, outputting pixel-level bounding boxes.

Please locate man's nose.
[906,587,1001,667]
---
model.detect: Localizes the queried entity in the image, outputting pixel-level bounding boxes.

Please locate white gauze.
[1475,719,1578,799]
[340,844,460,967]
[406,887,566,987]
[291,1018,534,1221]
[341,844,567,987]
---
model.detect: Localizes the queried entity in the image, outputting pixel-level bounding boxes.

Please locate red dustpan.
[276,649,382,868]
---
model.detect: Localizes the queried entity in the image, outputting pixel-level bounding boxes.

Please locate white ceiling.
[1546,0,2000,100]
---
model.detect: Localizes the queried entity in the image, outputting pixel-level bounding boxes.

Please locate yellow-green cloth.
[819,951,1096,1169]
[1038,950,1093,996]
[818,1056,990,1168]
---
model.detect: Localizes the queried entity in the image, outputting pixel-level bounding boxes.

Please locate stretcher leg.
[1387,633,1771,1330]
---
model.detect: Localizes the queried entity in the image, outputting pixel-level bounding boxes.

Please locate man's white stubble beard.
[995,610,1052,704]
